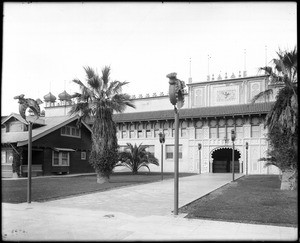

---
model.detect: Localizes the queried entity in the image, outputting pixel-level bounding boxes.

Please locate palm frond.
[101,66,111,89]
[251,89,273,103]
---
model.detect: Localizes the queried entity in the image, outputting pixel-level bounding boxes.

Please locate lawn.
[179,175,298,227]
[2,172,196,203]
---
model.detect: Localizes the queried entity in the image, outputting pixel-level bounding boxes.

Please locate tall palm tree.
[252,47,297,134]
[117,143,159,174]
[252,47,297,190]
[70,66,135,183]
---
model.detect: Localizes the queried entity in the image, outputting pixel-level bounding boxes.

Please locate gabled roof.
[1,114,92,147]
[1,113,46,126]
[113,102,274,122]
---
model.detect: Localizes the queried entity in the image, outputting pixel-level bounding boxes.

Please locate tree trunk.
[280,169,297,190]
[96,173,109,184]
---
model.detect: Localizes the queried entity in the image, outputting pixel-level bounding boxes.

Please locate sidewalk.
[2,173,298,241]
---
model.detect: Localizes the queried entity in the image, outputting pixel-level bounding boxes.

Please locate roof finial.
[207,54,211,81]
[243,49,247,77]
[188,57,192,83]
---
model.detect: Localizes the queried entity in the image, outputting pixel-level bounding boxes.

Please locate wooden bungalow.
[1,113,94,178]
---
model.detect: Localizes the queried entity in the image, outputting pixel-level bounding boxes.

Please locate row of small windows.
[61,126,81,138]
[118,145,182,160]
[117,125,261,139]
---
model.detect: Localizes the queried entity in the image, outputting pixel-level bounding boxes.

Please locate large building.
[40,73,280,175]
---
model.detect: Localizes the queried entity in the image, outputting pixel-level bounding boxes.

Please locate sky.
[1,2,297,116]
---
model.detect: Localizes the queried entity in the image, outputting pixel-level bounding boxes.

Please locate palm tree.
[117,143,159,174]
[252,47,297,190]
[70,66,135,183]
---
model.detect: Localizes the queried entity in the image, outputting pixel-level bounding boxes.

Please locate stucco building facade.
[40,73,280,175]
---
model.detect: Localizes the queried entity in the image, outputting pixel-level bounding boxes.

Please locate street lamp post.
[167,72,185,216]
[198,143,202,174]
[245,142,249,175]
[231,129,236,182]
[14,94,42,203]
[159,132,165,180]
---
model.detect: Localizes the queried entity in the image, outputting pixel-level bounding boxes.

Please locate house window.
[81,152,87,160]
[61,125,81,138]
[166,145,182,160]
[1,150,13,164]
[145,145,155,156]
[52,151,70,166]
[251,125,260,138]
[210,127,217,139]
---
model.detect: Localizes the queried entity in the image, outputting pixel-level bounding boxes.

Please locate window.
[1,150,13,164]
[154,129,160,138]
[61,125,81,138]
[52,151,70,166]
[164,129,169,137]
[227,126,234,140]
[181,128,187,138]
[122,131,127,139]
[218,127,226,139]
[145,145,155,156]
[171,129,175,137]
[119,146,130,153]
[236,126,243,138]
[166,145,182,160]
[251,125,260,138]
[210,127,217,139]
[81,152,87,160]
[146,130,152,138]
[195,128,202,139]
[130,130,135,138]
[138,130,144,138]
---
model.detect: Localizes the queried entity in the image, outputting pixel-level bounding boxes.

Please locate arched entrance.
[211,147,241,173]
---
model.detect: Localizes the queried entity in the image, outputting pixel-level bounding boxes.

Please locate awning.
[53,147,76,152]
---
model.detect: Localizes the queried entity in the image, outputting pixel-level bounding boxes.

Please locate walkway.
[2,173,298,241]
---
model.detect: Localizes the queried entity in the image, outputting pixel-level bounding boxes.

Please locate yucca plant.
[117,143,159,174]
[70,66,135,183]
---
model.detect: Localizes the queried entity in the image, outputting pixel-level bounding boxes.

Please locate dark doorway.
[212,148,240,173]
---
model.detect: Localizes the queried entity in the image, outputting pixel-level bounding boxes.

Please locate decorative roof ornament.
[166,72,185,109]
[43,92,56,102]
[231,73,236,79]
[14,94,43,121]
[58,90,71,101]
